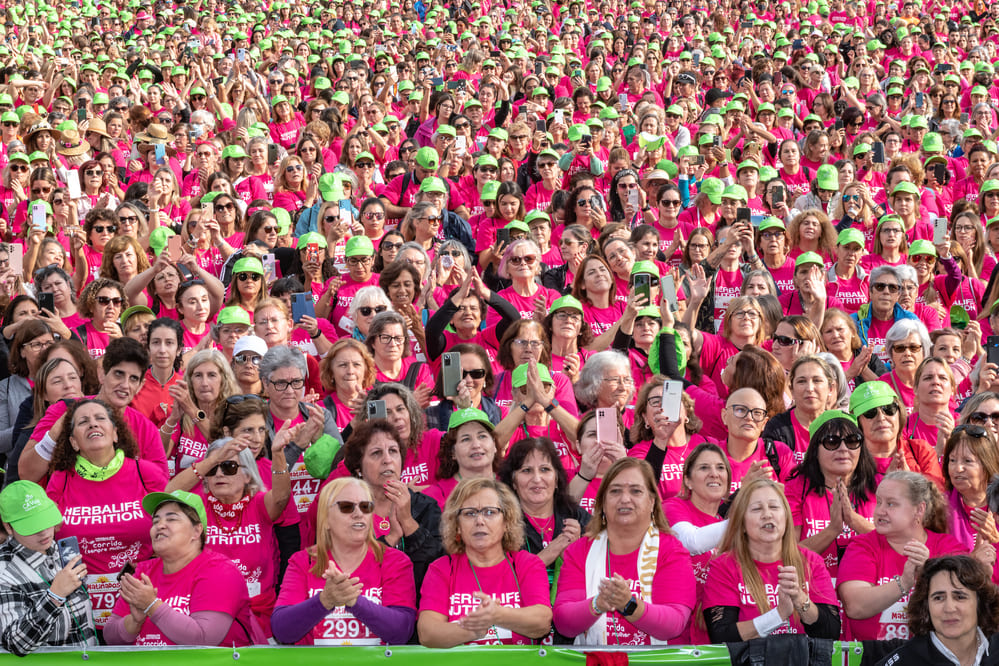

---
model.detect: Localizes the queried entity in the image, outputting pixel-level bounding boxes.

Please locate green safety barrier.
[0,643,869,665]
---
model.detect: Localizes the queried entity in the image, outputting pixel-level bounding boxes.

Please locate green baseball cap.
[512,362,553,388]
[148,226,176,256]
[630,260,660,277]
[722,184,748,202]
[922,132,944,153]
[908,239,936,256]
[808,409,857,439]
[759,217,786,232]
[700,178,724,205]
[415,146,439,169]
[0,481,62,536]
[232,256,264,275]
[849,381,900,417]
[419,176,447,194]
[550,294,583,314]
[816,164,839,190]
[525,210,551,225]
[142,490,207,527]
[447,407,494,431]
[837,228,865,247]
[481,180,501,201]
[296,231,328,250]
[345,235,374,257]
[217,306,252,326]
[891,182,920,197]
[120,304,154,328]
[795,251,824,268]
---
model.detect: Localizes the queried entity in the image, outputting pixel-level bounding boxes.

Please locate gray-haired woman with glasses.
[366,311,434,405]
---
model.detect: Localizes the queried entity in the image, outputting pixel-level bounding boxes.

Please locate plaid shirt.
[0,539,97,655]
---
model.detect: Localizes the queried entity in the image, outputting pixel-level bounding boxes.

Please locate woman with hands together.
[272,477,417,645]
[941,426,999,558]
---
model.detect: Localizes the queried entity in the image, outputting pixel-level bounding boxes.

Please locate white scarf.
[576,525,668,646]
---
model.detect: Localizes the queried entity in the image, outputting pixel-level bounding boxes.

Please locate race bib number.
[290,462,320,513]
[877,598,910,640]
[86,573,120,628]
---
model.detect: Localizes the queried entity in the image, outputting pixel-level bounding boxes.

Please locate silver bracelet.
[143,599,159,615]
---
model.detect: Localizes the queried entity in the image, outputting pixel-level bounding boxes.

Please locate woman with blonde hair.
[319,339,377,431]
[272,154,311,216]
[160,349,239,473]
[787,209,837,260]
[703,477,840,641]
[148,166,190,228]
[99,236,150,286]
[272,476,417,645]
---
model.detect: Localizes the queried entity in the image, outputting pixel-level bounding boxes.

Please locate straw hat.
[55,129,90,157]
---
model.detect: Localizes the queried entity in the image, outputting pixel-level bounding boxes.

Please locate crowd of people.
[0,0,997,661]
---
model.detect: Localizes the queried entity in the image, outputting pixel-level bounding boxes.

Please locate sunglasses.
[819,433,864,451]
[772,334,803,346]
[92,225,117,234]
[872,282,900,293]
[215,203,235,212]
[84,169,103,177]
[286,164,304,172]
[232,353,261,366]
[96,296,124,306]
[892,343,923,354]
[358,305,388,317]
[261,226,278,233]
[953,424,988,438]
[1,121,16,128]
[237,272,261,282]
[463,368,487,379]
[333,500,375,514]
[968,411,999,425]
[509,255,537,266]
[118,215,138,224]
[861,402,900,420]
[9,164,27,172]
[206,460,241,477]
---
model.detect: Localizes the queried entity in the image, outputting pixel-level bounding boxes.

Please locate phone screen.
[632,273,651,305]
[988,337,999,367]
[67,170,82,200]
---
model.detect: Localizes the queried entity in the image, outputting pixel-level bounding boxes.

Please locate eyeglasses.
[819,434,864,451]
[347,256,373,267]
[892,343,923,354]
[9,165,27,172]
[233,353,261,366]
[286,164,304,172]
[842,194,860,202]
[53,198,65,205]
[872,282,900,293]
[92,225,117,234]
[32,187,53,196]
[509,255,537,266]
[84,169,103,177]
[457,506,503,520]
[968,411,999,426]
[333,500,375,514]
[1,121,16,128]
[953,424,988,438]
[237,272,261,282]
[554,311,582,323]
[96,296,124,306]
[659,199,681,207]
[861,402,900,420]
[23,339,55,352]
[363,212,386,221]
[728,404,768,422]
[377,334,405,346]
[576,199,591,207]
[357,305,387,317]
[269,377,305,391]
[602,376,634,387]
[910,255,935,264]
[463,368,487,379]
[355,162,374,169]
[261,226,279,234]
[731,309,760,320]
[380,241,402,252]
[205,460,241,477]
[772,334,803,347]
[513,339,543,348]
[419,215,442,223]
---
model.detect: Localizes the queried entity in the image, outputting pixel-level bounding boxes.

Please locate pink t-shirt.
[554,532,697,645]
[829,272,869,314]
[628,437,708,499]
[374,357,434,394]
[703,547,836,636]
[663,496,724,644]
[784,476,875,582]
[275,547,416,645]
[722,438,797,493]
[47,459,168,627]
[582,302,625,338]
[419,551,550,645]
[713,268,743,331]
[837,530,967,640]
[867,316,894,364]
[493,285,560,323]
[765,256,796,293]
[110,549,255,646]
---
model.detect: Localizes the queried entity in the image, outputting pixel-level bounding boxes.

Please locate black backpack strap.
[763,438,781,479]
[74,324,88,346]
[396,172,413,207]
[402,361,424,390]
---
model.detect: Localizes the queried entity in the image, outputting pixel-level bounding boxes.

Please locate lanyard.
[468,555,521,639]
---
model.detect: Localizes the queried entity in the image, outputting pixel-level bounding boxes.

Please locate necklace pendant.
[379,518,391,531]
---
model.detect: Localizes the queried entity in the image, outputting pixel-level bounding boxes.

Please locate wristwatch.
[193,410,207,423]
[544,398,560,413]
[621,596,639,617]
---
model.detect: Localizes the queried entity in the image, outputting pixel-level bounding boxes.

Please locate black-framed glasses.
[861,402,900,420]
[968,411,999,426]
[772,334,803,347]
[118,215,138,224]
[237,272,261,282]
[92,225,117,234]
[872,282,900,293]
[819,433,863,451]
[96,296,124,306]
[728,404,767,422]
[206,460,241,477]
[268,377,305,391]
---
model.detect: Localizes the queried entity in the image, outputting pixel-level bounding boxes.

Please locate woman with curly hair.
[46,398,168,630]
[74,277,126,359]
[99,236,150,286]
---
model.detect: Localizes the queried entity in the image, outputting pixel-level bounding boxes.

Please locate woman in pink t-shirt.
[554,457,696,645]
[703,478,840,641]
[784,411,878,584]
[901,357,957,454]
[838,471,970,641]
[419,478,552,646]
[571,255,625,339]
[940,426,999,554]
[272,477,417,645]
[423,408,499,511]
[105,490,258,646]
[75,278,126,359]
[495,239,560,322]
[366,311,434,405]
[48,400,168,630]
[567,408,629,515]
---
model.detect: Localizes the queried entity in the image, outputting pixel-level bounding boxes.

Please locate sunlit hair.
[99,235,150,282]
[586,457,671,537]
[312,477,383,577]
[319,339,376,393]
[721,296,766,345]
[717,478,807,615]
[441,478,523,555]
[180,350,238,433]
[882,470,949,533]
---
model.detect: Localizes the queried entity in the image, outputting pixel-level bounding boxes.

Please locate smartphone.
[446,80,462,90]
[154,143,166,165]
[442,351,462,398]
[580,135,592,150]
[167,234,183,258]
[554,109,564,125]
[961,112,970,124]
[31,202,46,232]
[67,169,82,200]
[9,250,21,277]
[736,207,751,225]
[712,135,721,148]
[618,92,629,110]
[834,118,844,131]
[367,399,387,420]
[38,291,55,312]
[933,216,948,245]
[490,50,501,57]
[338,199,352,226]
[496,228,511,245]
[772,185,784,205]
[662,380,683,421]
[632,273,651,305]
[212,76,224,87]
[589,193,604,211]
[933,162,948,184]
[291,292,316,323]
[692,52,701,66]
[306,242,320,264]
[595,407,620,445]
[692,154,706,165]
[792,38,804,50]
[77,108,87,123]
[740,20,753,28]
[201,201,212,218]
[267,143,279,165]
[916,92,924,108]
[988,336,999,367]
[117,561,136,582]
[237,48,246,62]
[441,254,454,271]
[262,253,276,282]
[535,119,547,132]
[431,76,444,87]
[872,141,885,164]
[57,536,81,568]
[628,188,639,211]
[662,274,678,312]
[455,135,466,153]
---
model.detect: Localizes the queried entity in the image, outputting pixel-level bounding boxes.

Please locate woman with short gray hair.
[574,350,634,413]
[347,285,393,341]
[882,318,931,413]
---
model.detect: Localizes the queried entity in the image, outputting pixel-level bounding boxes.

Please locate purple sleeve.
[102,614,137,645]
[271,594,330,644]
[629,602,693,641]
[940,256,963,296]
[147,606,234,646]
[350,596,416,644]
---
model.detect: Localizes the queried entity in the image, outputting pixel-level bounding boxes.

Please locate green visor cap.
[908,239,936,256]
[795,251,824,268]
[630,260,660,277]
[838,228,865,247]
[232,257,264,275]
[550,294,583,314]
[808,409,857,440]
[511,363,553,388]
[447,407,495,430]
[142,490,207,527]
[849,381,899,417]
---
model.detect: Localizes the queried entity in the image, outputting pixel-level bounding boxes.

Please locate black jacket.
[872,633,999,666]
[761,411,796,454]
[377,490,444,600]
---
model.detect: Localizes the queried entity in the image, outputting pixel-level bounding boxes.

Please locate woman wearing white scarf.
[553,457,697,645]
